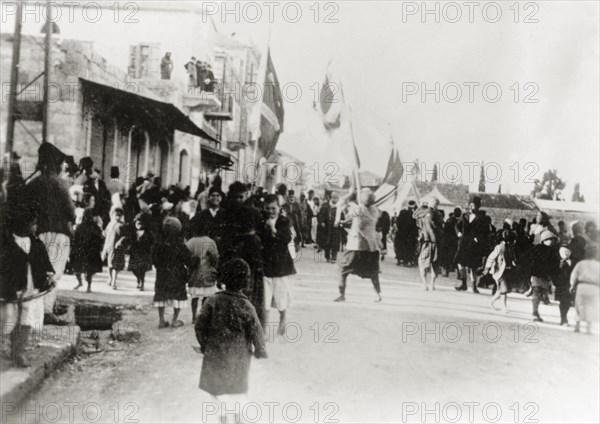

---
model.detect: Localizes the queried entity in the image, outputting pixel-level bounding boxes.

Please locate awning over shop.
[201,143,234,168]
[79,78,218,142]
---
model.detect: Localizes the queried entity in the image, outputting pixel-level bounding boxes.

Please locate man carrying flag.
[316,61,382,302]
[334,187,382,303]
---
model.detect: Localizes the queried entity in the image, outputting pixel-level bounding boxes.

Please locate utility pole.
[5,1,23,160]
[42,0,53,143]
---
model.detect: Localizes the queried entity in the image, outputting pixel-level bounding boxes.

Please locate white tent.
[375,182,414,214]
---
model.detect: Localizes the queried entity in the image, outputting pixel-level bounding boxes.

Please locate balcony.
[183,87,222,110]
[204,93,234,121]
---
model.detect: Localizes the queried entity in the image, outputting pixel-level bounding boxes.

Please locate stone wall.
[1,34,130,171]
[483,208,539,228]
[482,207,597,229]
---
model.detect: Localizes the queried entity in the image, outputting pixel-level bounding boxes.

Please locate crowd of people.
[1,144,599,414]
[0,143,302,367]
[184,56,216,92]
[387,195,600,331]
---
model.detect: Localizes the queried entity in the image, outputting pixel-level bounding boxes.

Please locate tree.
[413,159,420,181]
[531,169,566,200]
[572,183,585,202]
[478,162,486,192]
[497,184,502,194]
[431,164,438,182]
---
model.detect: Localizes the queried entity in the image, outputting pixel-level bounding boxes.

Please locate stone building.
[209,35,260,188]
[0,34,227,189]
[263,149,306,194]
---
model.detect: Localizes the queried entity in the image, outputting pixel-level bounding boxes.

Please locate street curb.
[0,325,81,405]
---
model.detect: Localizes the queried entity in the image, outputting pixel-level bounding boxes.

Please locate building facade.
[2,2,287,193]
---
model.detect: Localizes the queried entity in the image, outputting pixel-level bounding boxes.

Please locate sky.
[216,1,600,202]
[2,1,598,202]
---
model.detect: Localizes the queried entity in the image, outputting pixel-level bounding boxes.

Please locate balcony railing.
[183,86,221,110]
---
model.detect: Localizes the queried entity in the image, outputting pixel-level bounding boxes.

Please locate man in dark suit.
[394,200,418,266]
[454,196,490,292]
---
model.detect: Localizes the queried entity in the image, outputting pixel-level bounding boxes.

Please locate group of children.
[482,227,599,333]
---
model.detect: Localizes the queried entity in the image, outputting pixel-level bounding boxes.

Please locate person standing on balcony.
[196,60,205,88]
[204,63,216,92]
[185,57,197,90]
[161,52,173,80]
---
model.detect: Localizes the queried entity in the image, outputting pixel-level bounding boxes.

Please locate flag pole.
[250,26,272,190]
[339,82,361,193]
[5,0,23,161]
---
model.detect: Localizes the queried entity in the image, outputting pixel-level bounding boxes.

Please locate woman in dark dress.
[454,196,490,293]
[72,209,104,293]
[128,213,155,291]
[153,217,198,328]
[219,206,265,327]
[219,182,266,326]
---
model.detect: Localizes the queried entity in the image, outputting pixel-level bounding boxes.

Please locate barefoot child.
[72,209,104,292]
[186,222,219,322]
[101,207,126,290]
[260,194,297,335]
[195,258,267,422]
[128,213,154,292]
[153,217,198,328]
[484,230,517,313]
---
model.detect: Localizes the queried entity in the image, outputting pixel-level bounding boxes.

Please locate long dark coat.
[454,211,490,269]
[83,179,111,228]
[186,208,223,242]
[394,208,418,263]
[554,260,573,302]
[259,216,297,278]
[440,216,459,268]
[153,238,197,302]
[522,244,560,280]
[316,202,331,248]
[196,291,267,396]
[128,229,155,276]
[219,204,266,325]
[220,233,265,326]
[568,235,587,266]
[71,220,104,274]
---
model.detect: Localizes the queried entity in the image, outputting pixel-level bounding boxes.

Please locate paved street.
[17,248,600,423]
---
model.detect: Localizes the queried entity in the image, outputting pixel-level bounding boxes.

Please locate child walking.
[484,230,517,313]
[570,245,599,334]
[260,194,297,335]
[72,209,104,292]
[153,217,198,328]
[555,247,573,326]
[101,207,126,290]
[128,213,155,292]
[186,222,219,322]
[195,258,267,423]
